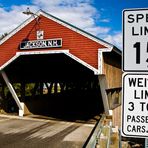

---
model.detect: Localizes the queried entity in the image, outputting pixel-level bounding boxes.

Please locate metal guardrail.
[84,114,105,148]
[84,88,122,148]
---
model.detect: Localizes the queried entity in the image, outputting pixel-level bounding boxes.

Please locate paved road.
[0,115,96,148]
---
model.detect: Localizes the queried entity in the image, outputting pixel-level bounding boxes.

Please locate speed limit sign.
[123,9,148,72]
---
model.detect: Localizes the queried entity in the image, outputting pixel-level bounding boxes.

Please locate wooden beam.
[1,70,23,115]
[32,82,39,97]
[54,83,57,94]
[21,82,25,102]
[45,82,53,94]
[98,75,109,115]
[39,82,43,95]
[59,83,65,92]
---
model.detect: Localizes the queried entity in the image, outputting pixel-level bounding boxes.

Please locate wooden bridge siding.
[102,51,122,88]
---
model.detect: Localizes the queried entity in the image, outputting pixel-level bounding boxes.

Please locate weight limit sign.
[122,73,148,138]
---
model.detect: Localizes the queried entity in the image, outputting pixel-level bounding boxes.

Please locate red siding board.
[0,15,106,69]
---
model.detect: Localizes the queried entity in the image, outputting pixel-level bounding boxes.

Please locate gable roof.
[0,9,121,54]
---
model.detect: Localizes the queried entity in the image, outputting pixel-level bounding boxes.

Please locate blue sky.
[0,0,148,50]
[94,0,148,32]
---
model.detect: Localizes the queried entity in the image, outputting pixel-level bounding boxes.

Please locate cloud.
[99,19,110,23]
[85,26,110,36]
[103,32,122,49]
[32,0,98,29]
[0,5,38,34]
[0,0,122,49]
[0,0,101,33]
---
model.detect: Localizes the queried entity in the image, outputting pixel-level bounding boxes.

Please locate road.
[0,115,96,148]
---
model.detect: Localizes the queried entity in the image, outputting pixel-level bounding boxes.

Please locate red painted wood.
[0,15,106,69]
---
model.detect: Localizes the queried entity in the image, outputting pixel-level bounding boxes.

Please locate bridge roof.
[0,10,121,74]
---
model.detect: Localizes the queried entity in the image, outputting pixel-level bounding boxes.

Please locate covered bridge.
[0,10,121,119]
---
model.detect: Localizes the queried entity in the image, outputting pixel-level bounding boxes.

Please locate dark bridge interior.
[1,53,104,121]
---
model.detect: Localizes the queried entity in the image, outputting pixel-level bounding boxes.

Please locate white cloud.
[0,0,99,34]
[85,26,110,36]
[103,32,122,49]
[0,5,38,34]
[0,0,122,49]
[100,19,110,23]
[32,0,98,30]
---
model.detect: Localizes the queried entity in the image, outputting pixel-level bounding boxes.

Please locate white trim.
[0,48,114,75]
[0,10,113,50]
[99,47,112,52]
[18,50,99,74]
[16,50,69,55]
[1,70,23,111]
[0,15,36,45]
[98,48,113,74]
[98,51,103,74]
[64,52,98,75]
[0,50,69,71]
[0,50,98,74]
[0,54,20,71]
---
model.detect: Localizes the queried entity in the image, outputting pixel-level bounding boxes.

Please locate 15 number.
[133,42,148,64]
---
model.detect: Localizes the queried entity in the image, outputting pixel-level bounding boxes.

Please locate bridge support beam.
[98,75,109,115]
[1,70,24,117]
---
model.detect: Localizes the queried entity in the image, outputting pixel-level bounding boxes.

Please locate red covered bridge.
[0,10,121,118]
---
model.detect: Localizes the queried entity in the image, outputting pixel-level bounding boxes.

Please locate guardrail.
[84,114,120,148]
[84,87,122,148]
[84,114,105,148]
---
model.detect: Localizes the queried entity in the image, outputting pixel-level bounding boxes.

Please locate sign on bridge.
[20,38,62,50]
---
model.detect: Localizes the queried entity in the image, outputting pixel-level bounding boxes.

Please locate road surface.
[0,115,96,148]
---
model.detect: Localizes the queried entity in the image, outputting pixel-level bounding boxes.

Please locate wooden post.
[98,75,109,115]
[39,82,43,95]
[21,82,25,102]
[45,82,53,94]
[32,82,39,97]
[54,83,57,94]
[60,83,65,92]
[1,70,24,116]
[107,91,112,109]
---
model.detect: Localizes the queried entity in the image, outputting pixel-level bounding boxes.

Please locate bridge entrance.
[0,53,104,121]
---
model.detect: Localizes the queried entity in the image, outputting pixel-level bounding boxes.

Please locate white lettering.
[20,39,62,49]
[53,40,58,46]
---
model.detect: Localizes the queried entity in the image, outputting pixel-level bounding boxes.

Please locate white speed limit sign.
[123,9,148,72]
